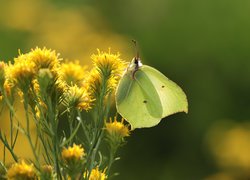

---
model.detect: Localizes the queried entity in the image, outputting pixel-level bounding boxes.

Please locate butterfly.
[115,52,188,129]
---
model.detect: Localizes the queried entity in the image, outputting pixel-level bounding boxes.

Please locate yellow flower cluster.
[3,47,61,94]
[62,143,85,162]
[0,47,127,112]
[0,47,97,110]
[0,46,134,180]
[7,160,37,180]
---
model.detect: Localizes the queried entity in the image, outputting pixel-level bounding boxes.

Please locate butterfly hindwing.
[116,70,162,129]
[134,70,163,118]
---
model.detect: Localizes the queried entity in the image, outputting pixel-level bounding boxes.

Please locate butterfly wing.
[141,65,188,117]
[116,70,163,129]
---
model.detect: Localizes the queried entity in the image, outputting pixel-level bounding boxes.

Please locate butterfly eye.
[143,100,147,103]
[134,59,139,65]
[161,85,165,88]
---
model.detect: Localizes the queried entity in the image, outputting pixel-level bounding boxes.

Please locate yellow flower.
[89,167,107,180]
[62,144,86,179]
[7,160,37,180]
[62,143,85,162]
[91,49,126,76]
[87,49,127,98]
[6,54,36,91]
[60,60,88,86]
[25,47,68,101]
[106,116,130,139]
[65,85,94,111]
[28,47,61,75]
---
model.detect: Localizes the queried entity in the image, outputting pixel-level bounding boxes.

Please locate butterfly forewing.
[141,65,188,117]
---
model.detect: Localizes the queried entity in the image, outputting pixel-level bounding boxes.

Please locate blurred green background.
[1,0,250,179]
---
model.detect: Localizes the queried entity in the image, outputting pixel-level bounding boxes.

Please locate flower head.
[89,167,107,180]
[87,49,127,98]
[7,160,37,180]
[62,143,85,162]
[62,144,86,178]
[60,60,88,86]
[65,85,94,111]
[91,49,126,77]
[106,116,130,139]
[105,116,130,149]
[28,47,60,75]
[6,53,36,92]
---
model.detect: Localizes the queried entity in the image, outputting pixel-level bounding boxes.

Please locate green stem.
[10,111,13,148]
[78,111,91,144]
[3,146,5,164]
[89,130,104,166]
[80,73,112,180]
[47,95,62,180]
[106,144,119,176]
[23,96,40,168]
[0,133,18,162]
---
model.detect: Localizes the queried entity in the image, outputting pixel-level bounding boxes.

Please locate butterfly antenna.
[132,40,140,59]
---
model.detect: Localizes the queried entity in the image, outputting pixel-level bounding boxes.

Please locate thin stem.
[39,134,52,164]
[84,130,104,180]
[3,146,6,164]
[10,111,13,147]
[106,144,119,176]
[22,92,40,169]
[78,111,90,144]
[11,122,19,149]
[0,132,18,162]
[46,94,63,180]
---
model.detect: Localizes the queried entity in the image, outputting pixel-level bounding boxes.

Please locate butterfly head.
[128,40,143,76]
[128,57,143,72]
